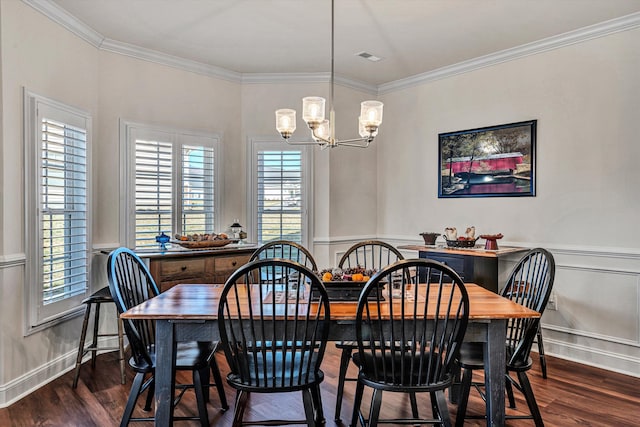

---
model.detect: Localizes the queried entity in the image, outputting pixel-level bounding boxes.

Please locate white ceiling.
[46,0,640,86]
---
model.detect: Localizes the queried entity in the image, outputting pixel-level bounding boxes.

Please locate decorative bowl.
[419,232,440,245]
[171,239,238,249]
[443,237,479,248]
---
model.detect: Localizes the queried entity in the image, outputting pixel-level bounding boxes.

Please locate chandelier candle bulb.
[302,96,325,124]
[361,100,383,126]
[275,109,296,138]
[314,120,330,142]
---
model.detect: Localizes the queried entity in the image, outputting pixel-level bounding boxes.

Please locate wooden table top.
[121,283,539,322]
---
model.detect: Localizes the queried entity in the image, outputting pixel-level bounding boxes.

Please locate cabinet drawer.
[159,258,207,281]
[214,254,250,274]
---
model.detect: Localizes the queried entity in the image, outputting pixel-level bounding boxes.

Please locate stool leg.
[91,302,101,368]
[117,317,126,385]
[72,303,92,389]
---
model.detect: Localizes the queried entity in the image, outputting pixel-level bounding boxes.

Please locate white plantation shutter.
[249,139,311,247]
[257,150,303,243]
[134,139,173,247]
[25,91,92,331]
[122,123,219,249]
[40,118,88,304]
[181,144,215,234]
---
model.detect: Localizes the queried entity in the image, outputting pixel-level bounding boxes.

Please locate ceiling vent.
[356,51,383,62]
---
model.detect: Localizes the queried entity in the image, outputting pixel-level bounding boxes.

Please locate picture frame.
[438,120,536,198]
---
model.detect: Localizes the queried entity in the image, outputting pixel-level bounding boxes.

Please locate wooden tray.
[171,239,238,249]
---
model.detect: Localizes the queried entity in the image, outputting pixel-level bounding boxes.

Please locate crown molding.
[378,11,640,94]
[24,1,640,94]
[23,0,105,46]
[100,39,242,82]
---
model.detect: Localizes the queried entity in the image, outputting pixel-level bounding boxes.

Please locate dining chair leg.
[117,318,126,385]
[351,381,365,427]
[449,363,461,404]
[505,376,516,408]
[121,372,145,427]
[193,369,210,427]
[518,371,545,427]
[410,392,419,418]
[434,390,452,426]
[454,368,473,427]
[537,326,548,379]
[334,346,353,421]
[302,388,316,427]
[143,378,154,411]
[368,389,383,427]
[310,383,324,424]
[232,390,249,427]
[210,358,229,410]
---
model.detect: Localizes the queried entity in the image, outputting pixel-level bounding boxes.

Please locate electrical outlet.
[547,293,557,311]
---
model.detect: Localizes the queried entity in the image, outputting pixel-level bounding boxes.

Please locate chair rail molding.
[0,253,26,269]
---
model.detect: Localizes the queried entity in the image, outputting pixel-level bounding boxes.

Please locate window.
[248,138,312,247]
[121,122,220,248]
[24,91,91,332]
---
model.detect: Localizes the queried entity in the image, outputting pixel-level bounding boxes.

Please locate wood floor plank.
[0,346,638,426]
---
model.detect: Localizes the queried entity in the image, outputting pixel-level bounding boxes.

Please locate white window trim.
[247,136,313,249]
[119,120,223,248]
[24,89,92,335]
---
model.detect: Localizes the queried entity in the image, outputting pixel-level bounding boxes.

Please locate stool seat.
[82,286,114,304]
[72,286,126,389]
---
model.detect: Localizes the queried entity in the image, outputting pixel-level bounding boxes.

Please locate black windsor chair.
[250,240,318,272]
[334,240,404,422]
[351,258,469,427]
[107,247,228,427]
[217,258,331,427]
[454,248,556,427]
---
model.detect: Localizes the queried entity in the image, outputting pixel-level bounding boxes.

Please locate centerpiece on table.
[313,266,383,301]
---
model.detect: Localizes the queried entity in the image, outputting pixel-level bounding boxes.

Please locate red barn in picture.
[444,152,524,174]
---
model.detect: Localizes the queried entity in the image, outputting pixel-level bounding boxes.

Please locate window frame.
[24,90,92,334]
[247,137,313,249]
[119,121,222,249]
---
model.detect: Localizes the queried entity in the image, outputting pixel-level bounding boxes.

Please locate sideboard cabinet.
[140,246,256,292]
[398,245,528,293]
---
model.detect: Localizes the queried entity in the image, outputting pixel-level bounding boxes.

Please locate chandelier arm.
[284,139,327,147]
[334,138,373,148]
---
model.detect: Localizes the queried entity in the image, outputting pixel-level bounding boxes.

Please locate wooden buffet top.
[398,245,528,258]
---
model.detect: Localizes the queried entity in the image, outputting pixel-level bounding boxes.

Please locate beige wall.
[378,28,640,248]
[95,51,241,244]
[0,0,100,398]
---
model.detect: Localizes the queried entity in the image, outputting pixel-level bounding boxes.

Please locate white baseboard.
[0,336,123,408]
[541,337,640,378]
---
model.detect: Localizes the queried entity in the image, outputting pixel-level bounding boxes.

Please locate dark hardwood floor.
[1,345,638,426]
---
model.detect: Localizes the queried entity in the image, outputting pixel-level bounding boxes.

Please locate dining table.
[120,282,540,427]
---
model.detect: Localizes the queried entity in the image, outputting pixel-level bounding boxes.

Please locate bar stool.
[72,286,126,388]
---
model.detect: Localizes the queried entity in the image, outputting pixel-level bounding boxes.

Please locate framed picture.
[438,120,536,198]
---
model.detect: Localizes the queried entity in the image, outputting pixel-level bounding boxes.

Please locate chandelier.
[275,0,383,149]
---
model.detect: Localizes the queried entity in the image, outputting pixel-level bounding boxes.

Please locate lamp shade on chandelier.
[275,0,383,149]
